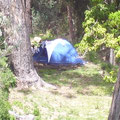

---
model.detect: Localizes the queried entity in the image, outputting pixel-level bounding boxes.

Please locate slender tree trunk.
[1,0,54,89]
[72,0,89,42]
[108,64,120,120]
[109,49,115,65]
[67,5,75,43]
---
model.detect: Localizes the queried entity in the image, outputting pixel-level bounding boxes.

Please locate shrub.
[85,51,100,64]
[0,57,16,91]
[0,57,16,120]
[0,11,16,120]
[0,89,10,120]
[101,62,118,83]
[104,70,117,83]
[0,98,10,120]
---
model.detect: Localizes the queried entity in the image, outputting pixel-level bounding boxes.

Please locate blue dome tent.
[33,38,85,65]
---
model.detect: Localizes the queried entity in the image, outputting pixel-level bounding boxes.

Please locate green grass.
[9,63,113,120]
[38,63,113,96]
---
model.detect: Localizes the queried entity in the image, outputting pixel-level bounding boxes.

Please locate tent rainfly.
[33,38,85,65]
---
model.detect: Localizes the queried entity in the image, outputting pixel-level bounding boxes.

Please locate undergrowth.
[0,57,16,120]
[85,51,118,85]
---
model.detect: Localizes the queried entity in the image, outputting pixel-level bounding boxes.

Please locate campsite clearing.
[9,63,113,120]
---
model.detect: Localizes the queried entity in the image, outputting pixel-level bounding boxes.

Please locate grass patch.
[9,63,113,120]
[38,63,113,96]
[9,89,111,120]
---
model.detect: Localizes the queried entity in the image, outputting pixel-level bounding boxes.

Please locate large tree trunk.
[1,0,54,89]
[108,64,120,120]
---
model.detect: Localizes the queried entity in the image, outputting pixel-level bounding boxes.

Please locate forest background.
[0,0,120,120]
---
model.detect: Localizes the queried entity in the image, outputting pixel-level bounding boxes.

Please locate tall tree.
[0,0,54,89]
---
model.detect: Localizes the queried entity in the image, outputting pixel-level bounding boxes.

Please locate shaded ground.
[9,63,113,120]
[36,63,113,96]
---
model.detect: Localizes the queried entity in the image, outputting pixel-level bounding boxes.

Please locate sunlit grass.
[9,63,113,120]
[38,63,113,96]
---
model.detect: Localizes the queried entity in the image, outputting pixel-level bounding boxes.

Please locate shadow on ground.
[36,63,113,96]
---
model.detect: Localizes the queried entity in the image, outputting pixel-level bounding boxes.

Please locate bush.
[0,57,16,91]
[101,62,113,72]
[0,89,10,120]
[85,51,100,64]
[0,90,10,120]
[101,62,118,83]
[85,50,118,84]
[0,12,16,120]
[104,70,117,83]
[0,57,16,120]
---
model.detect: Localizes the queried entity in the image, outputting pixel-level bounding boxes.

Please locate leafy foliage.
[0,89,10,120]
[107,11,120,58]
[0,97,10,120]
[0,57,16,91]
[101,62,118,83]
[79,2,120,59]
[0,12,16,120]
[32,0,59,32]
[0,12,16,90]
[32,0,69,38]
[41,30,55,41]
[80,3,115,51]
[0,56,16,120]
[85,51,100,63]
[76,2,120,84]
[104,70,117,83]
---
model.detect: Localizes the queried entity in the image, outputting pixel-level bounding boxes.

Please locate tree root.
[16,76,57,90]
[16,67,57,90]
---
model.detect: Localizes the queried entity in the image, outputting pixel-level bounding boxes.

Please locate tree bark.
[1,0,54,89]
[25,0,33,34]
[108,64,120,120]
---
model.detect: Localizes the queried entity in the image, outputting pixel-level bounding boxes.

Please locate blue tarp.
[33,38,85,65]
